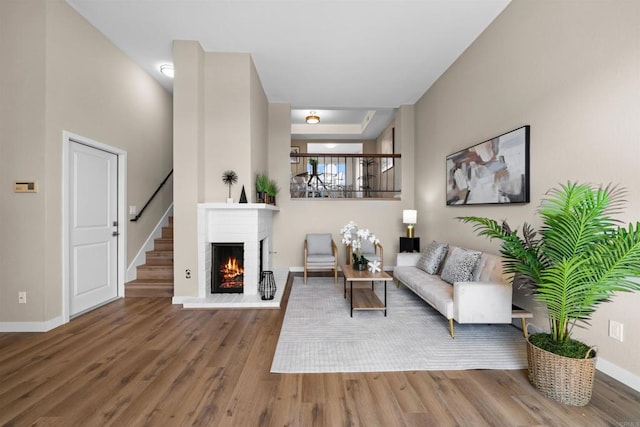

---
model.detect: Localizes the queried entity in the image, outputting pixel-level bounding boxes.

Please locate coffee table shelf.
[351,288,385,310]
[342,264,393,317]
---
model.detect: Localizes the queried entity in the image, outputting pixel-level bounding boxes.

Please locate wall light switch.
[129,205,137,215]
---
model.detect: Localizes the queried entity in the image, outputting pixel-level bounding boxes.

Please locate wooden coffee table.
[341,264,393,317]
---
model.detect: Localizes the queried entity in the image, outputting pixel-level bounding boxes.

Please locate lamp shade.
[403,209,417,224]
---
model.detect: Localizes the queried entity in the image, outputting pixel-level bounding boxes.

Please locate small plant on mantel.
[222,170,238,202]
[255,173,269,203]
[459,181,640,405]
[265,179,280,205]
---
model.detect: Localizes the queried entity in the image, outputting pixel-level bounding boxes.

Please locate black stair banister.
[130,169,173,222]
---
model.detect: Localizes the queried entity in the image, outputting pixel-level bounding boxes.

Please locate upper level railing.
[130,169,173,222]
[289,153,401,199]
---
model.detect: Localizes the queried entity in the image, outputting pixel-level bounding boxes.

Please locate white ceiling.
[66,0,510,139]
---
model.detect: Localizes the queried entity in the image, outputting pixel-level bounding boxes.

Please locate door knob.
[112,231,120,237]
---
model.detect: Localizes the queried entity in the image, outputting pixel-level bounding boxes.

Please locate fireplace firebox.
[211,243,244,293]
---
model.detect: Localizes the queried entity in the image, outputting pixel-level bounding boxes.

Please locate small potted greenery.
[255,173,269,203]
[265,179,280,205]
[222,170,238,203]
[460,182,640,405]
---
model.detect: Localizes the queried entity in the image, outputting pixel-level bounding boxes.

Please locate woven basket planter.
[526,337,596,406]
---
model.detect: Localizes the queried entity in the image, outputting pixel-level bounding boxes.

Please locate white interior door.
[69,141,119,316]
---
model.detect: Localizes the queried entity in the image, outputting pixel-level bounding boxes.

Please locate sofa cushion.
[416,241,449,275]
[440,247,482,284]
[394,266,454,319]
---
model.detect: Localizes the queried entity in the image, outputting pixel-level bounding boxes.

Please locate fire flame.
[220,256,244,287]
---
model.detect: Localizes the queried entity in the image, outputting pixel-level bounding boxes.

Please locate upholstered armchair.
[304,233,338,284]
[347,239,384,269]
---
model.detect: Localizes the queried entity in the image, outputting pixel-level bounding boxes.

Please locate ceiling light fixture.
[306,111,320,124]
[160,64,174,78]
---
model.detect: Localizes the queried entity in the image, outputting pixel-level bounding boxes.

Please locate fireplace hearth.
[212,243,244,293]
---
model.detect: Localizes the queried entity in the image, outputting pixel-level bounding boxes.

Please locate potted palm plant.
[460,182,640,406]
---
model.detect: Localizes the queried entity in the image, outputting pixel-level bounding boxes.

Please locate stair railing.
[130,169,173,222]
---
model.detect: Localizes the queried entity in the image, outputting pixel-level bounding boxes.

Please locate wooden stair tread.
[126,279,173,284]
[137,264,173,269]
[129,216,174,297]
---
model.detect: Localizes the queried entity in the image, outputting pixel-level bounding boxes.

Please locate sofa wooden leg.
[521,318,528,338]
[449,319,455,338]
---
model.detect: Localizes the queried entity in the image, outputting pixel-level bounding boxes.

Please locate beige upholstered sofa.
[393,242,512,338]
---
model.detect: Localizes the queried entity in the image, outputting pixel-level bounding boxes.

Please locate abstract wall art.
[446,125,530,205]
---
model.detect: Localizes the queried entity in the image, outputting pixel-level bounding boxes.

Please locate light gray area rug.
[271,277,527,373]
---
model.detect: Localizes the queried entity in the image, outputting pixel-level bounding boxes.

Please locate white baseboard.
[597,357,640,392]
[126,204,174,281]
[0,316,64,332]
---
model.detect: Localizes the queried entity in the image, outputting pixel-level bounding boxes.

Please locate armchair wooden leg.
[304,267,307,284]
[449,319,455,339]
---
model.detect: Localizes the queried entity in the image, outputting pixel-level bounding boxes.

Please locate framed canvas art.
[446,125,530,205]
[290,146,300,164]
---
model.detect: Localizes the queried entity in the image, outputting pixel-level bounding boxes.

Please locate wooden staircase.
[125,216,174,297]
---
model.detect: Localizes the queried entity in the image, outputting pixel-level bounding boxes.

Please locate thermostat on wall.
[14,181,38,193]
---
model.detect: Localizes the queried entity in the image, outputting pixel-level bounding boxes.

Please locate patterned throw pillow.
[439,247,482,284]
[416,241,449,275]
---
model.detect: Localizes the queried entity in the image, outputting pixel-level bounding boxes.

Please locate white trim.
[62,131,127,324]
[126,204,174,281]
[0,316,64,332]
[597,357,640,392]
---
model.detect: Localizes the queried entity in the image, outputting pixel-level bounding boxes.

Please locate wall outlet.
[609,320,624,342]
[185,269,191,279]
[18,292,27,304]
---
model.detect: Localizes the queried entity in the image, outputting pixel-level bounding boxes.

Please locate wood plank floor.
[1,273,639,426]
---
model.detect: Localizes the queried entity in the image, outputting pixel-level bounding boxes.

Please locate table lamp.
[403,209,417,238]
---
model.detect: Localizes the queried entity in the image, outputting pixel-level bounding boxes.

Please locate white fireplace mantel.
[186,203,282,308]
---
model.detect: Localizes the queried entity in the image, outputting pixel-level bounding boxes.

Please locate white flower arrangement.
[340,221,379,266]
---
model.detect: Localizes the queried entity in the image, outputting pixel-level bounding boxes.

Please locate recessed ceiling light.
[306,111,320,124]
[160,64,174,78]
